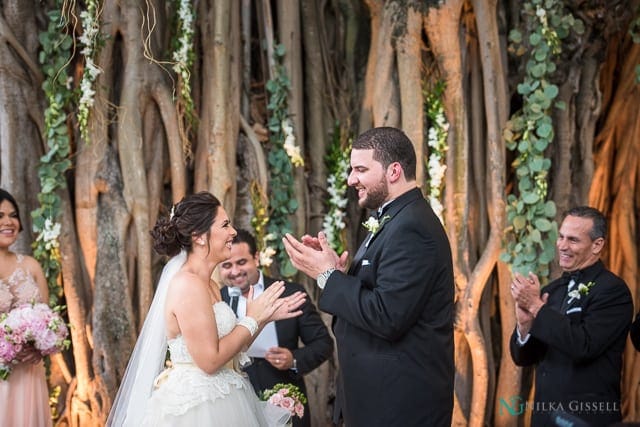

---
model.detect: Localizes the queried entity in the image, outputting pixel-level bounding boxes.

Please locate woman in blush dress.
[0,189,52,427]
[108,192,305,426]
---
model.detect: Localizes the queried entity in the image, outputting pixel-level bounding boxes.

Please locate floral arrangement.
[567,281,596,303]
[171,0,196,159]
[0,303,70,380]
[260,383,306,419]
[78,0,102,142]
[281,119,304,167]
[424,81,449,224]
[322,128,350,253]
[362,215,390,235]
[258,234,277,268]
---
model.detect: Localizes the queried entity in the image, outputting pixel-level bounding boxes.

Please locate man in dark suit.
[283,127,455,427]
[219,229,333,427]
[510,206,633,427]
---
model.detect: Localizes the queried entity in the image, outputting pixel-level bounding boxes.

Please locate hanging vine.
[265,44,302,278]
[33,1,75,305]
[322,124,350,254]
[423,81,448,225]
[501,0,584,278]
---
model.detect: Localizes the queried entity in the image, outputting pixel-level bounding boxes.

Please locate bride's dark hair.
[151,192,221,257]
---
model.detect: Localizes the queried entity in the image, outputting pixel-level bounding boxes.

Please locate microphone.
[228,287,242,316]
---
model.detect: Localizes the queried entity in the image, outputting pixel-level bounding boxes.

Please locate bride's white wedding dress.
[141,302,289,426]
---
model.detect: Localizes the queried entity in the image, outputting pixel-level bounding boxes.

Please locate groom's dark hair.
[353,127,417,180]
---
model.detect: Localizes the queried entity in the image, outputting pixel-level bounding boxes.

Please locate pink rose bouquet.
[0,303,70,380]
[260,382,307,419]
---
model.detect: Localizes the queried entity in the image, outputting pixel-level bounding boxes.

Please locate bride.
[107,192,305,426]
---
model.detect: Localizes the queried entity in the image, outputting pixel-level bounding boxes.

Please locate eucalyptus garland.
[33,1,75,304]
[265,44,300,278]
[322,126,350,254]
[423,81,448,224]
[501,0,584,278]
[78,0,102,142]
[171,0,196,158]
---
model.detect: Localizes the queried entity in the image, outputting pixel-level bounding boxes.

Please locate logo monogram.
[499,396,525,416]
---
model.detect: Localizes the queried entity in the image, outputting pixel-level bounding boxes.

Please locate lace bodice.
[0,254,43,313]
[168,301,239,364]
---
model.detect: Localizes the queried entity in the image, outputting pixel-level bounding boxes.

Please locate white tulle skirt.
[141,364,290,427]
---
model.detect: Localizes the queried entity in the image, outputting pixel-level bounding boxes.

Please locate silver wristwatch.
[316,268,336,289]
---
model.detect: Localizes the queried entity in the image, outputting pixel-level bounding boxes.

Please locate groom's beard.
[360,177,389,210]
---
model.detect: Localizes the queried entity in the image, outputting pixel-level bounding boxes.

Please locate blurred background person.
[0,188,51,427]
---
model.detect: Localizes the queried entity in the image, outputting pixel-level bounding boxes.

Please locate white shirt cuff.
[516,327,531,345]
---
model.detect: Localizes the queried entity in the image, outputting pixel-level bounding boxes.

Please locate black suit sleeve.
[287,283,333,375]
[528,280,632,363]
[510,329,547,366]
[630,312,640,351]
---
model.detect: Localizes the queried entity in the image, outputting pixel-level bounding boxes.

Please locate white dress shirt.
[235,272,279,358]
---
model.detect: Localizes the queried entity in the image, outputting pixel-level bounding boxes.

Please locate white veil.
[107,250,187,426]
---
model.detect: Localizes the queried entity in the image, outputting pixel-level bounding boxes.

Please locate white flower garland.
[172,0,195,117]
[259,233,277,268]
[426,98,449,224]
[322,153,349,251]
[36,218,62,251]
[282,119,304,167]
[78,0,102,142]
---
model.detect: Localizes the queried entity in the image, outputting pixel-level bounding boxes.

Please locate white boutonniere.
[567,281,596,303]
[362,215,390,235]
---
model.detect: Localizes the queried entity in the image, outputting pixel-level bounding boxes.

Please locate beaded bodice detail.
[0,254,42,313]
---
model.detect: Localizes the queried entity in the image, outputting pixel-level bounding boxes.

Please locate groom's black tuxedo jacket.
[510,260,632,427]
[319,187,455,427]
[221,277,333,427]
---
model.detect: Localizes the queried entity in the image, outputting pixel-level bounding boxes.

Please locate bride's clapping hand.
[245,281,305,325]
[269,288,305,322]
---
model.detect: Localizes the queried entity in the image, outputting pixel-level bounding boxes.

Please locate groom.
[283,127,455,426]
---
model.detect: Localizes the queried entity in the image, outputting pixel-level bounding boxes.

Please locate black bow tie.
[561,270,581,285]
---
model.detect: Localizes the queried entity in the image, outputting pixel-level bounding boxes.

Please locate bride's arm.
[172,273,254,374]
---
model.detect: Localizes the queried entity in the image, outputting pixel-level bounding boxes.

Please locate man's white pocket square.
[566,307,582,314]
[362,259,370,266]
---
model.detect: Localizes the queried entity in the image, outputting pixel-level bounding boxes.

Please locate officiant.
[509,206,632,427]
[219,229,333,427]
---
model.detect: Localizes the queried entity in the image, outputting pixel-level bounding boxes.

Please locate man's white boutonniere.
[362,215,390,235]
[567,281,596,304]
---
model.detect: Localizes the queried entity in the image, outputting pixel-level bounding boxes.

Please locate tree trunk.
[396,5,424,185]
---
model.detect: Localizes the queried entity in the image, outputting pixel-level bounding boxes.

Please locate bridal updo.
[151,191,221,257]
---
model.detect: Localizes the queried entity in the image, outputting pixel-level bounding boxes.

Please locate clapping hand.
[245,281,305,326]
[283,231,348,279]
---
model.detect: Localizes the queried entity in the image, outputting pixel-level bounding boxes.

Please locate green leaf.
[534,218,552,232]
[522,191,540,204]
[536,122,552,138]
[513,215,527,230]
[543,84,559,99]
[529,33,542,46]
[509,29,522,43]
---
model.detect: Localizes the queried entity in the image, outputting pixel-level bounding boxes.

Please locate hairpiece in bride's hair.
[169,205,175,221]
